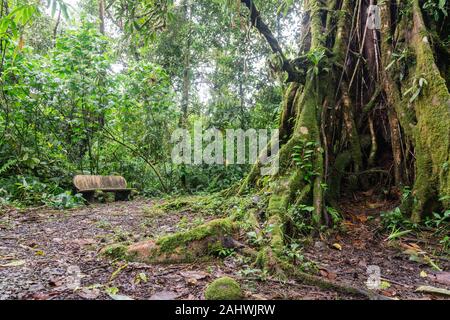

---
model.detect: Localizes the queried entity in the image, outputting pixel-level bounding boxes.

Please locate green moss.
[268,215,284,255]
[332,0,351,62]
[156,218,235,253]
[236,208,259,231]
[267,193,289,218]
[204,277,242,300]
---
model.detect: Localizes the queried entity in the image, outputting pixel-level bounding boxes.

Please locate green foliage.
[46,0,71,20]
[284,242,302,264]
[292,140,318,183]
[46,191,84,209]
[382,205,449,246]
[0,176,83,208]
[425,210,450,228]
[246,230,262,246]
[238,267,269,281]
[381,207,414,231]
[305,47,329,77]
[326,206,343,226]
[213,247,235,258]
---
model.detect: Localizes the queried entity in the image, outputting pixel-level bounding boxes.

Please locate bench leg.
[115,191,130,201]
[81,191,95,204]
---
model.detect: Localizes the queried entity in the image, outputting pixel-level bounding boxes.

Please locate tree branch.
[241,0,300,82]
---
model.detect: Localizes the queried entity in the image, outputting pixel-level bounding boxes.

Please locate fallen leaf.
[251,294,268,300]
[420,270,428,278]
[149,290,179,300]
[180,271,209,280]
[415,285,450,296]
[72,238,96,246]
[332,243,342,251]
[0,260,25,267]
[380,290,396,297]
[319,268,337,280]
[78,287,101,299]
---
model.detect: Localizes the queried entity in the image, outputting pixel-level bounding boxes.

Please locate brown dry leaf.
[380,290,397,297]
[180,270,209,280]
[352,240,366,249]
[355,215,368,223]
[415,285,450,296]
[400,242,423,253]
[186,278,198,286]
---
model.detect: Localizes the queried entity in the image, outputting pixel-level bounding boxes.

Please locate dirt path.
[0,198,448,300]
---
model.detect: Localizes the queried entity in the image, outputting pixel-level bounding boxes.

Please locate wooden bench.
[73,175,132,202]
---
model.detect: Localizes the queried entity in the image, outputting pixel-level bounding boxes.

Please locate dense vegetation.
[0,0,449,270]
[0,0,289,207]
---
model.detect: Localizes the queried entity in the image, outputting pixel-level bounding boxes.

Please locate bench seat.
[73,175,133,202]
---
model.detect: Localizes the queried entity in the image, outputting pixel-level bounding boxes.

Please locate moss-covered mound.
[204,277,242,300]
[108,218,238,264]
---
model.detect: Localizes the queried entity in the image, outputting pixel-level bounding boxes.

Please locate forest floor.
[0,195,449,300]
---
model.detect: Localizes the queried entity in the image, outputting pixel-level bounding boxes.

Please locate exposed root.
[279,260,391,300]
